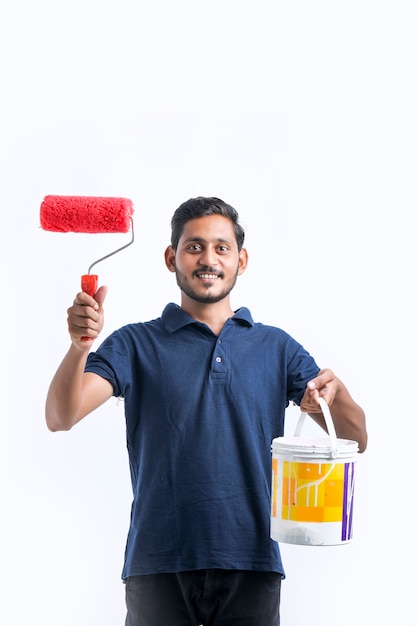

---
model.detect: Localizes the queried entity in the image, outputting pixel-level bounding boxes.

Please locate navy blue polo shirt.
[85,303,320,579]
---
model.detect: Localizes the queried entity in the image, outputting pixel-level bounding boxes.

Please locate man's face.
[166,215,247,304]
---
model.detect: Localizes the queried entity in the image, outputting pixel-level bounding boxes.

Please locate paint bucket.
[270,398,358,546]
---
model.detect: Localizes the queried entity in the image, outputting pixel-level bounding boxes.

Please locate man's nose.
[198,246,218,267]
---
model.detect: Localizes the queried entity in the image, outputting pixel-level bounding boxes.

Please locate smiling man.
[45,196,367,626]
[165,207,248,332]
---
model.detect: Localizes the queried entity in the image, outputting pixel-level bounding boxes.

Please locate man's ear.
[237,247,249,275]
[164,245,176,272]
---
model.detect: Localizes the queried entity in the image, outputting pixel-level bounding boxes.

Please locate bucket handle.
[294,397,339,458]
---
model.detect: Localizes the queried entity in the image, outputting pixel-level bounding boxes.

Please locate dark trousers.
[125,569,281,626]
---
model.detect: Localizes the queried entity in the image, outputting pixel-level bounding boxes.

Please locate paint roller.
[40,195,135,296]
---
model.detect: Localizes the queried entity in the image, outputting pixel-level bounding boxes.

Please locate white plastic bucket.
[270,398,358,546]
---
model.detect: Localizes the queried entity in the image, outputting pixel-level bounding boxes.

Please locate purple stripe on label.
[342,462,355,541]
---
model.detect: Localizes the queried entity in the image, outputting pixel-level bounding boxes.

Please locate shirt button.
[216,356,222,363]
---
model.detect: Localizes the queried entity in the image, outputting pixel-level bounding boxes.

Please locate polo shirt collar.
[161,303,254,333]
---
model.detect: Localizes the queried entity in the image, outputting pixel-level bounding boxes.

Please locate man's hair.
[170,196,245,251]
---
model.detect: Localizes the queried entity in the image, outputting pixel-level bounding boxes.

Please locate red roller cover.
[40,195,134,233]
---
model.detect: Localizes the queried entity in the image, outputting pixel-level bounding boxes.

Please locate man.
[45,196,367,625]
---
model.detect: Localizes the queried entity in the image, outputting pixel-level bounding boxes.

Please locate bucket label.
[272,458,355,542]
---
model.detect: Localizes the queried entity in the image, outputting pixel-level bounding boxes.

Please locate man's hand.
[300,368,339,414]
[67,285,108,347]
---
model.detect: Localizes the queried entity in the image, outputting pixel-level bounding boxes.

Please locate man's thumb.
[94,285,108,307]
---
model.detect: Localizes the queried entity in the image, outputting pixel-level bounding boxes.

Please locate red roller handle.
[81,274,98,297]
[81,274,98,341]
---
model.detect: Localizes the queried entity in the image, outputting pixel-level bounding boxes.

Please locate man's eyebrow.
[182,236,233,244]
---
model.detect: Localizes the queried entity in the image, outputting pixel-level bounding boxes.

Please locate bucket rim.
[271,435,359,456]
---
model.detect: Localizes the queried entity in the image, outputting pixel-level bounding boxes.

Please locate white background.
[1,1,415,624]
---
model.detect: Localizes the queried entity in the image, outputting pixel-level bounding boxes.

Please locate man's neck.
[180,298,234,335]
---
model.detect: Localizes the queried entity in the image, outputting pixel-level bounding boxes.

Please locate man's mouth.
[196,273,220,280]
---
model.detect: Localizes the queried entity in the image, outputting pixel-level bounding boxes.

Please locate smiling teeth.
[199,274,218,279]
